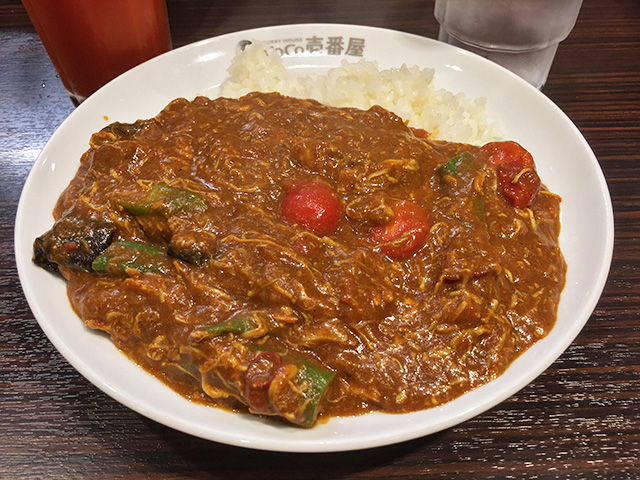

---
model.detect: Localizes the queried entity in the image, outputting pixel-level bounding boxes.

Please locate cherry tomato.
[244,352,282,415]
[497,157,541,208]
[371,200,429,259]
[411,127,430,139]
[480,141,534,167]
[280,180,342,235]
[479,141,541,208]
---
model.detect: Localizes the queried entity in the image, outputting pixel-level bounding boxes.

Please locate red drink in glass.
[22,0,172,105]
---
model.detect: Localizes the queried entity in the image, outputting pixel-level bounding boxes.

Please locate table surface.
[1,1,639,478]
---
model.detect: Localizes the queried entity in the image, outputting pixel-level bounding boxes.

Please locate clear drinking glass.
[434,0,583,89]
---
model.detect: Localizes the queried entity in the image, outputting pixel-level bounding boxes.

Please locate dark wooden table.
[1,1,639,478]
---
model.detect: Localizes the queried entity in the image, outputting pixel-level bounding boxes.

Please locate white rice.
[220,41,502,145]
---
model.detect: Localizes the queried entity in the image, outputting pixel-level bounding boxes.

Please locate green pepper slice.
[437,150,475,177]
[204,313,258,335]
[120,183,207,216]
[475,196,486,220]
[294,360,336,428]
[92,240,168,275]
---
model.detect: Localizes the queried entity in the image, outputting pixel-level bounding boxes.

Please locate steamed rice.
[219,41,502,145]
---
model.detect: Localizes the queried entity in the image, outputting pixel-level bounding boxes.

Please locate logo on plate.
[239,36,366,57]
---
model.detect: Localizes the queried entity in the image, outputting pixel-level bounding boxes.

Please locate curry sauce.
[34,92,566,427]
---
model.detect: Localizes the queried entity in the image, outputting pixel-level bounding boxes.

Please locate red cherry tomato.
[479,141,541,208]
[371,200,429,259]
[497,157,541,208]
[244,352,282,415]
[411,127,430,139]
[280,180,342,235]
[480,141,534,167]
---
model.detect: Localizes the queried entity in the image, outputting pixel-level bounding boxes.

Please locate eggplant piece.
[167,230,218,265]
[33,213,115,273]
[108,121,149,139]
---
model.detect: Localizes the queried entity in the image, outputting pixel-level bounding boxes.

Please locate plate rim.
[14,23,614,453]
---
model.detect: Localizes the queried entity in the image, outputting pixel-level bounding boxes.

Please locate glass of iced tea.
[22,0,172,106]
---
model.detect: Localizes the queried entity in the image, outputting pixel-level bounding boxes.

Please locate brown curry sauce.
[34,92,566,427]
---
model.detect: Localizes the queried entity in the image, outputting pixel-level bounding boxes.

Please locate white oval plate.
[15,24,613,452]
